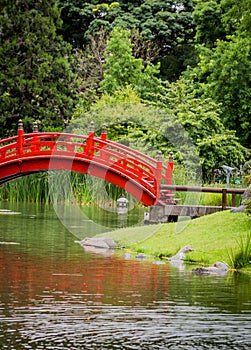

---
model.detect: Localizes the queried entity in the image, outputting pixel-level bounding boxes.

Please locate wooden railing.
[160,185,245,210]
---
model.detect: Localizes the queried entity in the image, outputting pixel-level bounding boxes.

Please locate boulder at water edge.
[79,237,117,249]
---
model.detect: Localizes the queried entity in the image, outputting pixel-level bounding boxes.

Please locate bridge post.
[17,119,24,155]
[156,151,163,201]
[86,121,95,157]
[166,151,174,185]
[32,121,39,152]
[101,124,107,141]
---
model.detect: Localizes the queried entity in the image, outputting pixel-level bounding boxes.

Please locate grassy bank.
[100,211,251,271]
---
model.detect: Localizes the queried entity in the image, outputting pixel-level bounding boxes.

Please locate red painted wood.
[0,131,173,206]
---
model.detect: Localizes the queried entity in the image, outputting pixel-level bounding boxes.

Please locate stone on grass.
[231,185,251,213]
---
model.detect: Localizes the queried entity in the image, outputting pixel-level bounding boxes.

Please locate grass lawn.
[99,211,251,270]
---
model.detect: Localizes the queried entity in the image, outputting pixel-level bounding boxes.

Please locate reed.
[0,171,133,206]
[227,232,251,269]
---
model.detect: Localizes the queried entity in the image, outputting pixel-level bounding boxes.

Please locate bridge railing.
[0,121,174,202]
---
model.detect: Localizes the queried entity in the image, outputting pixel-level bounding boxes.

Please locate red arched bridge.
[0,120,174,206]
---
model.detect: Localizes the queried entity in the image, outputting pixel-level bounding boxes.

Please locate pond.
[0,202,251,349]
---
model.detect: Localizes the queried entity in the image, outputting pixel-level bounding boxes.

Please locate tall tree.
[57,0,196,80]
[0,0,78,137]
[100,27,143,94]
[100,27,161,99]
[192,0,226,48]
[191,0,251,146]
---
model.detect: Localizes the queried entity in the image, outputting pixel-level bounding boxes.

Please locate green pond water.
[0,202,251,349]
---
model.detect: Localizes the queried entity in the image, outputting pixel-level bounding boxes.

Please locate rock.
[124,253,132,259]
[231,204,246,213]
[192,261,228,276]
[152,261,165,265]
[79,237,117,249]
[231,185,251,213]
[169,245,194,262]
[135,253,147,260]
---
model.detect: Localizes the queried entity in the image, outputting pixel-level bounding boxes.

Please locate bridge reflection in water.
[0,203,250,350]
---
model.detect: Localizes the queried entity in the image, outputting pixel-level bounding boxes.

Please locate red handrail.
[0,122,174,205]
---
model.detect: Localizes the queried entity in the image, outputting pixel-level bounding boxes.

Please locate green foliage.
[193,0,226,48]
[100,27,143,94]
[242,160,251,186]
[221,0,251,36]
[0,0,78,136]
[191,36,251,146]
[245,198,251,216]
[57,0,196,80]
[227,232,251,269]
[99,27,162,99]
[71,29,108,112]
[72,89,169,158]
[192,1,251,146]
[149,78,248,179]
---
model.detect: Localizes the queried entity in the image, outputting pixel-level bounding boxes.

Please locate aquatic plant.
[0,171,133,206]
[227,232,251,269]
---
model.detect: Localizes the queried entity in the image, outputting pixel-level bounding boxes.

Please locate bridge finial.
[18,119,23,130]
[101,124,107,141]
[157,151,162,162]
[101,124,106,134]
[89,121,94,133]
[169,151,173,162]
[33,121,38,132]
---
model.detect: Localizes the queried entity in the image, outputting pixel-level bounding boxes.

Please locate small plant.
[227,232,251,269]
[242,160,251,186]
[244,188,251,215]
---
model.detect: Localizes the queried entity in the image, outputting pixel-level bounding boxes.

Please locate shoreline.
[97,211,251,273]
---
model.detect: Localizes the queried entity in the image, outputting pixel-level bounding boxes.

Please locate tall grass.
[227,232,251,269]
[0,171,136,206]
[0,173,50,204]
[0,165,243,207]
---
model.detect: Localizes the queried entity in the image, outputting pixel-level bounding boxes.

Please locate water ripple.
[1,300,250,350]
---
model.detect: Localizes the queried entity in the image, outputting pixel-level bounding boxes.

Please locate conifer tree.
[0,0,77,136]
